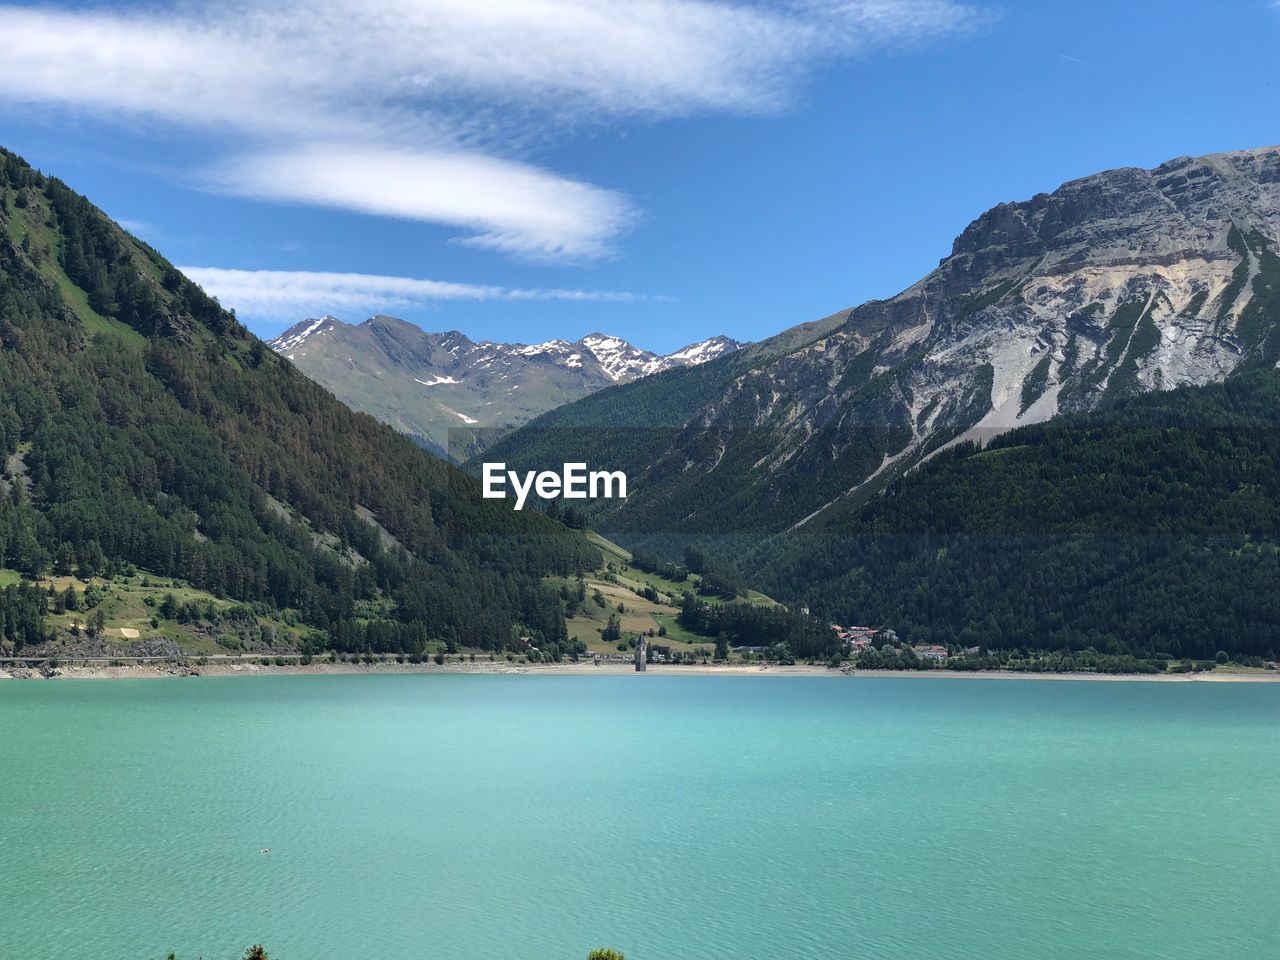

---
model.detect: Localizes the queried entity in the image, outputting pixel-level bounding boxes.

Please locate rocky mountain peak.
[788,145,1280,517]
[268,318,744,457]
[950,146,1280,267]
[272,316,341,356]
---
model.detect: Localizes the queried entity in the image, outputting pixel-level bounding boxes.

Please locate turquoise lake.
[1,675,1277,959]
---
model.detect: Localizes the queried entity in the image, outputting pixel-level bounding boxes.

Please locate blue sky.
[1,0,1278,352]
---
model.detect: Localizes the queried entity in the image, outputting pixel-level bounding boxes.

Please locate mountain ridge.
[269,315,743,457]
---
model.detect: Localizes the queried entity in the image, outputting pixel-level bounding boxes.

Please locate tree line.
[676,593,839,661]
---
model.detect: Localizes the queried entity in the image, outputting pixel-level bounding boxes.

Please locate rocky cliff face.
[912,147,1278,415]
[269,315,743,457]
[483,146,1280,537]
[754,147,1280,520]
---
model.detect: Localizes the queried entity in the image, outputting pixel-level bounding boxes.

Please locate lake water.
[0,675,1277,960]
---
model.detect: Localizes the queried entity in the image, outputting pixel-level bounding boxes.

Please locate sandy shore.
[0,660,837,680]
[2,660,1277,682]
[842,668,1280,683]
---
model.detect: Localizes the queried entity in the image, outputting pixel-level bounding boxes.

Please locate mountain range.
[269,316,742,458]
[481,145,1280,538]
[4,139,1279,664]
[471,144,1280,660]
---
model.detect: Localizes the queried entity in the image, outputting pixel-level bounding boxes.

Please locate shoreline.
[2,659,1278,683]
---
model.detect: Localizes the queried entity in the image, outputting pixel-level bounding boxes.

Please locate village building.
[832,624,878,651]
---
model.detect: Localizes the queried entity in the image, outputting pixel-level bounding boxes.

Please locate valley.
[6,7,1280,960]
[4,142,1280,679]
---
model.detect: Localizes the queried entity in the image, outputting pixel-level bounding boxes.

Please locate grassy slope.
[4,530,741,659]
[2,186,145,346]
[1,568,308,656]
[296,346,604,457]
[559,532,777,654]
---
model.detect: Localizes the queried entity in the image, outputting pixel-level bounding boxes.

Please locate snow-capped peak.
[663,335,744,366]
[578,333,661,380]
[580,334,627,353]
[270,316,340,356]
[578,332,745,380]
[268,313,746,455]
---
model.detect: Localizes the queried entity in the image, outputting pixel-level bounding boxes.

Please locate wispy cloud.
[114,218,154,237]
[0,0,978,260]
[181,266,656,321]
[212,144,636,262]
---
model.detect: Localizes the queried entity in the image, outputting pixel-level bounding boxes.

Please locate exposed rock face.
[269,315,742,457]
[486,146,1280,537]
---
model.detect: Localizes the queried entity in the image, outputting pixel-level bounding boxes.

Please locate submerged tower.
[635,635,647,672]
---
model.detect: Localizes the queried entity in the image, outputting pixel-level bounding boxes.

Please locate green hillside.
[0,147,598,657]
[546,533,833,663]
[755,371,1280,660]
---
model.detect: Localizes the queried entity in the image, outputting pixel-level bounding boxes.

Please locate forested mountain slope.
[480,146,1280,541]
[0,147,597,655]
[754,369,1280,660]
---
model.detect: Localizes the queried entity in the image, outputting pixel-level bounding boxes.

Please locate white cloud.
[0,0,977,260]
[212,144,636,261]
[181,266,654,321]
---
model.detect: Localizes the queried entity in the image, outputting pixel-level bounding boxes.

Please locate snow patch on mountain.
[664,335,743,366]
[579,332,745,380]
[273,316,338,356]
[268,315,745,457]
[512,339,574,357]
